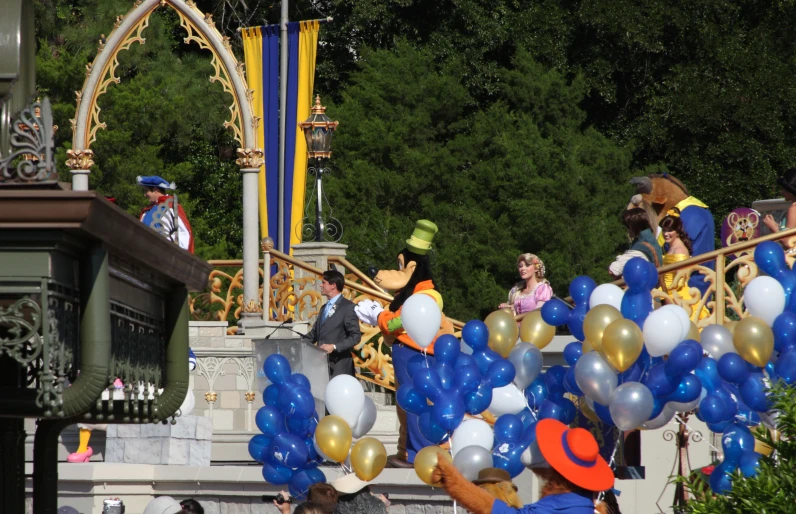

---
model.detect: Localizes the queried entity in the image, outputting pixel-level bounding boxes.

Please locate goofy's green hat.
[406,220,438,255]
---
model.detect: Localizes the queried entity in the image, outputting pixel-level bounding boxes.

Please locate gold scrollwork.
[65,149,95,170]
[236,148,264,169]
[204,391,217,403]
[244,391,256,403]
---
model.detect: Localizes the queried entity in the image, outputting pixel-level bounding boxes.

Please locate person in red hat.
[431,419,615,514]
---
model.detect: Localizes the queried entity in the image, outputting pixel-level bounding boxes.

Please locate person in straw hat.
[431,419,615,514]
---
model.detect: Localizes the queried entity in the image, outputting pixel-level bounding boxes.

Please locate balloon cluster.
[249,355,325,499]
[250,356,387,497]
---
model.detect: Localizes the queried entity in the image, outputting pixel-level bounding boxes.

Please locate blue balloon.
[455,354,477,369]
[739,372,770,412]
[492,444,526,478]
[618,360,644,383]
[563,367,583,396]
[718,354,750,384]
[279,386,315,419]
[709,460,736,495]
[453,365,482,396]
[418,411,449,444]
[434,334,461,364]
[290,373,311,390]
[665,340,703,377]
[592,401,615,426]
[289,468,326,500]
[305,438,323,467]
[621,291,653,325]
[494,414,524,443]
[433,390,465,431]
[414,368,443,401]
[736,400,762,427]
[269,432,309,469]
[264,384,280,407]
[407,354,430,379]
[255,406,284,437]
[541,298,571,327]
[563,342,583,366]
[538,399,566,422]
[262,461,295,485]
[465,381,493,415]
[645,261,660,290]
[775,348,796,384]
[699,395,729,424]
[706,419,732,433]
[773,311,796,352]
[462,320,489,351]
[286,415,313,437]
[552,396,576,424]
[695,357,721,391]
[722,422,755,462]
[487,359,516,387]
[437,363,455,390]
[665,374,702,404]
[248,434,272,462]
[517,409,537,430]
[473,348,501,375]
[569,276,597,305]
[264,354,292,385]
[623,257,652,291]
[765,361,778,383]
[643,362,679,398]
[544,366,567,394]
[738,451,762,478]
[525,376,548,409]
[567,306,588,342]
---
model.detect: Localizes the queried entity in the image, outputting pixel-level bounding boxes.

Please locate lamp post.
[299,95,339,242]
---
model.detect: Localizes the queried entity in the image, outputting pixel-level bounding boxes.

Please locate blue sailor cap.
[136,175,176,190]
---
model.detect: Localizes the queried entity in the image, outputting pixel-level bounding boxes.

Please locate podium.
[253,338,330,416]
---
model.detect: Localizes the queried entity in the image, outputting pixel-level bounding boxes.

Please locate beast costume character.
[630,173,714,294]
[365,220,454,467]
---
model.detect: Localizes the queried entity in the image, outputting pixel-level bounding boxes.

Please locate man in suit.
[302,270,361,378]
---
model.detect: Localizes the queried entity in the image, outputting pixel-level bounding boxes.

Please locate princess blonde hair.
[516,253,547,280]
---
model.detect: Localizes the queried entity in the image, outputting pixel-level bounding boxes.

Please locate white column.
[237,148,264,327]
[65,149,94,191]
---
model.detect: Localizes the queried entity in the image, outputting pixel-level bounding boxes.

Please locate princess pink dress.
[510,282,553,315]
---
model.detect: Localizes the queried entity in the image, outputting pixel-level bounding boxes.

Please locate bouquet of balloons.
[249,355,387,498]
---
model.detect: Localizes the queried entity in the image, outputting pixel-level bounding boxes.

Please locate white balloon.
[643,308,685,356]
[451,419,493,458]
[641,405,675,430]
[325,375,365,427]
[487,384,527,417]
[351,396,377,438]
[589,283,625,311]
[744,276,786,326]
[521,438,546,467]
[700,324,736,360]
[401,293,442,349]
[659,304,690,341]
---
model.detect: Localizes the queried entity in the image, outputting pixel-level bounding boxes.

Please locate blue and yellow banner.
[241,21,320,253]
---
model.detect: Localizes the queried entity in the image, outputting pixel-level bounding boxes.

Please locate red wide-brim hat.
[536,419,615,492]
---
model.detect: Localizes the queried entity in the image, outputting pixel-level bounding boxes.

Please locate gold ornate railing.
[192,228,796,391]
[190,249,463,390]
[514,228,796,327]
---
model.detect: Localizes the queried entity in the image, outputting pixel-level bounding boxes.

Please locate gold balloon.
[725,320,738,336]
[577,397,600,423]
[582,339,595,353]
[486,309,520,357]
[350,437,387,481]
[583,305,622,353]
[687,321,701,342]
[602,319,644,372]
[733,316,774,367]
[754,437,774,457]
[414,446,452,486]
[519,310,556,350]
[315,415,352,463]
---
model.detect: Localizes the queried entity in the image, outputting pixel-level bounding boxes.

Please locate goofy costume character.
[366,220,455,467]
[137,175,194,253]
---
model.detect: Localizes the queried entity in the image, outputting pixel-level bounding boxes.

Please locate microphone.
[265,318,294,339]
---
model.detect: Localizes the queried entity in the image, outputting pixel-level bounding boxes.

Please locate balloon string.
[674,414,722,456]
[524,397,538,421]
[453,499,458,514]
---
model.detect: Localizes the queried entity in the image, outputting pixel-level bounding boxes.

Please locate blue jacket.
[491,492,595,514]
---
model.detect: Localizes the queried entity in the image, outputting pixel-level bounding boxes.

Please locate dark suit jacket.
[302,296,361,378]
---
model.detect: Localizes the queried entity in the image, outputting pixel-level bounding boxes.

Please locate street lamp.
[298,95,340,242]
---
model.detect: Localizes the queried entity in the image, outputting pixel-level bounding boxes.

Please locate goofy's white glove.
[355,299,384,326]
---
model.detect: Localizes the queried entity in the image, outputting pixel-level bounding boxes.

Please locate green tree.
[325,44,635,320]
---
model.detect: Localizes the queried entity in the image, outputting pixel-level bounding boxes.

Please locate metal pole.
[315,161,324,242]
[278,0,289,253]
[263,247,271,322]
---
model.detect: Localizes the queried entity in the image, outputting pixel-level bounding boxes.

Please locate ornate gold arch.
[67,0,256,169]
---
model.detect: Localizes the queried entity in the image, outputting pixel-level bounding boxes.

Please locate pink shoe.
[67,447,93,463]
[113,378,123,388]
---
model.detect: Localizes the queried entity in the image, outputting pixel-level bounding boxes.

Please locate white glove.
[355,299,384,326]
